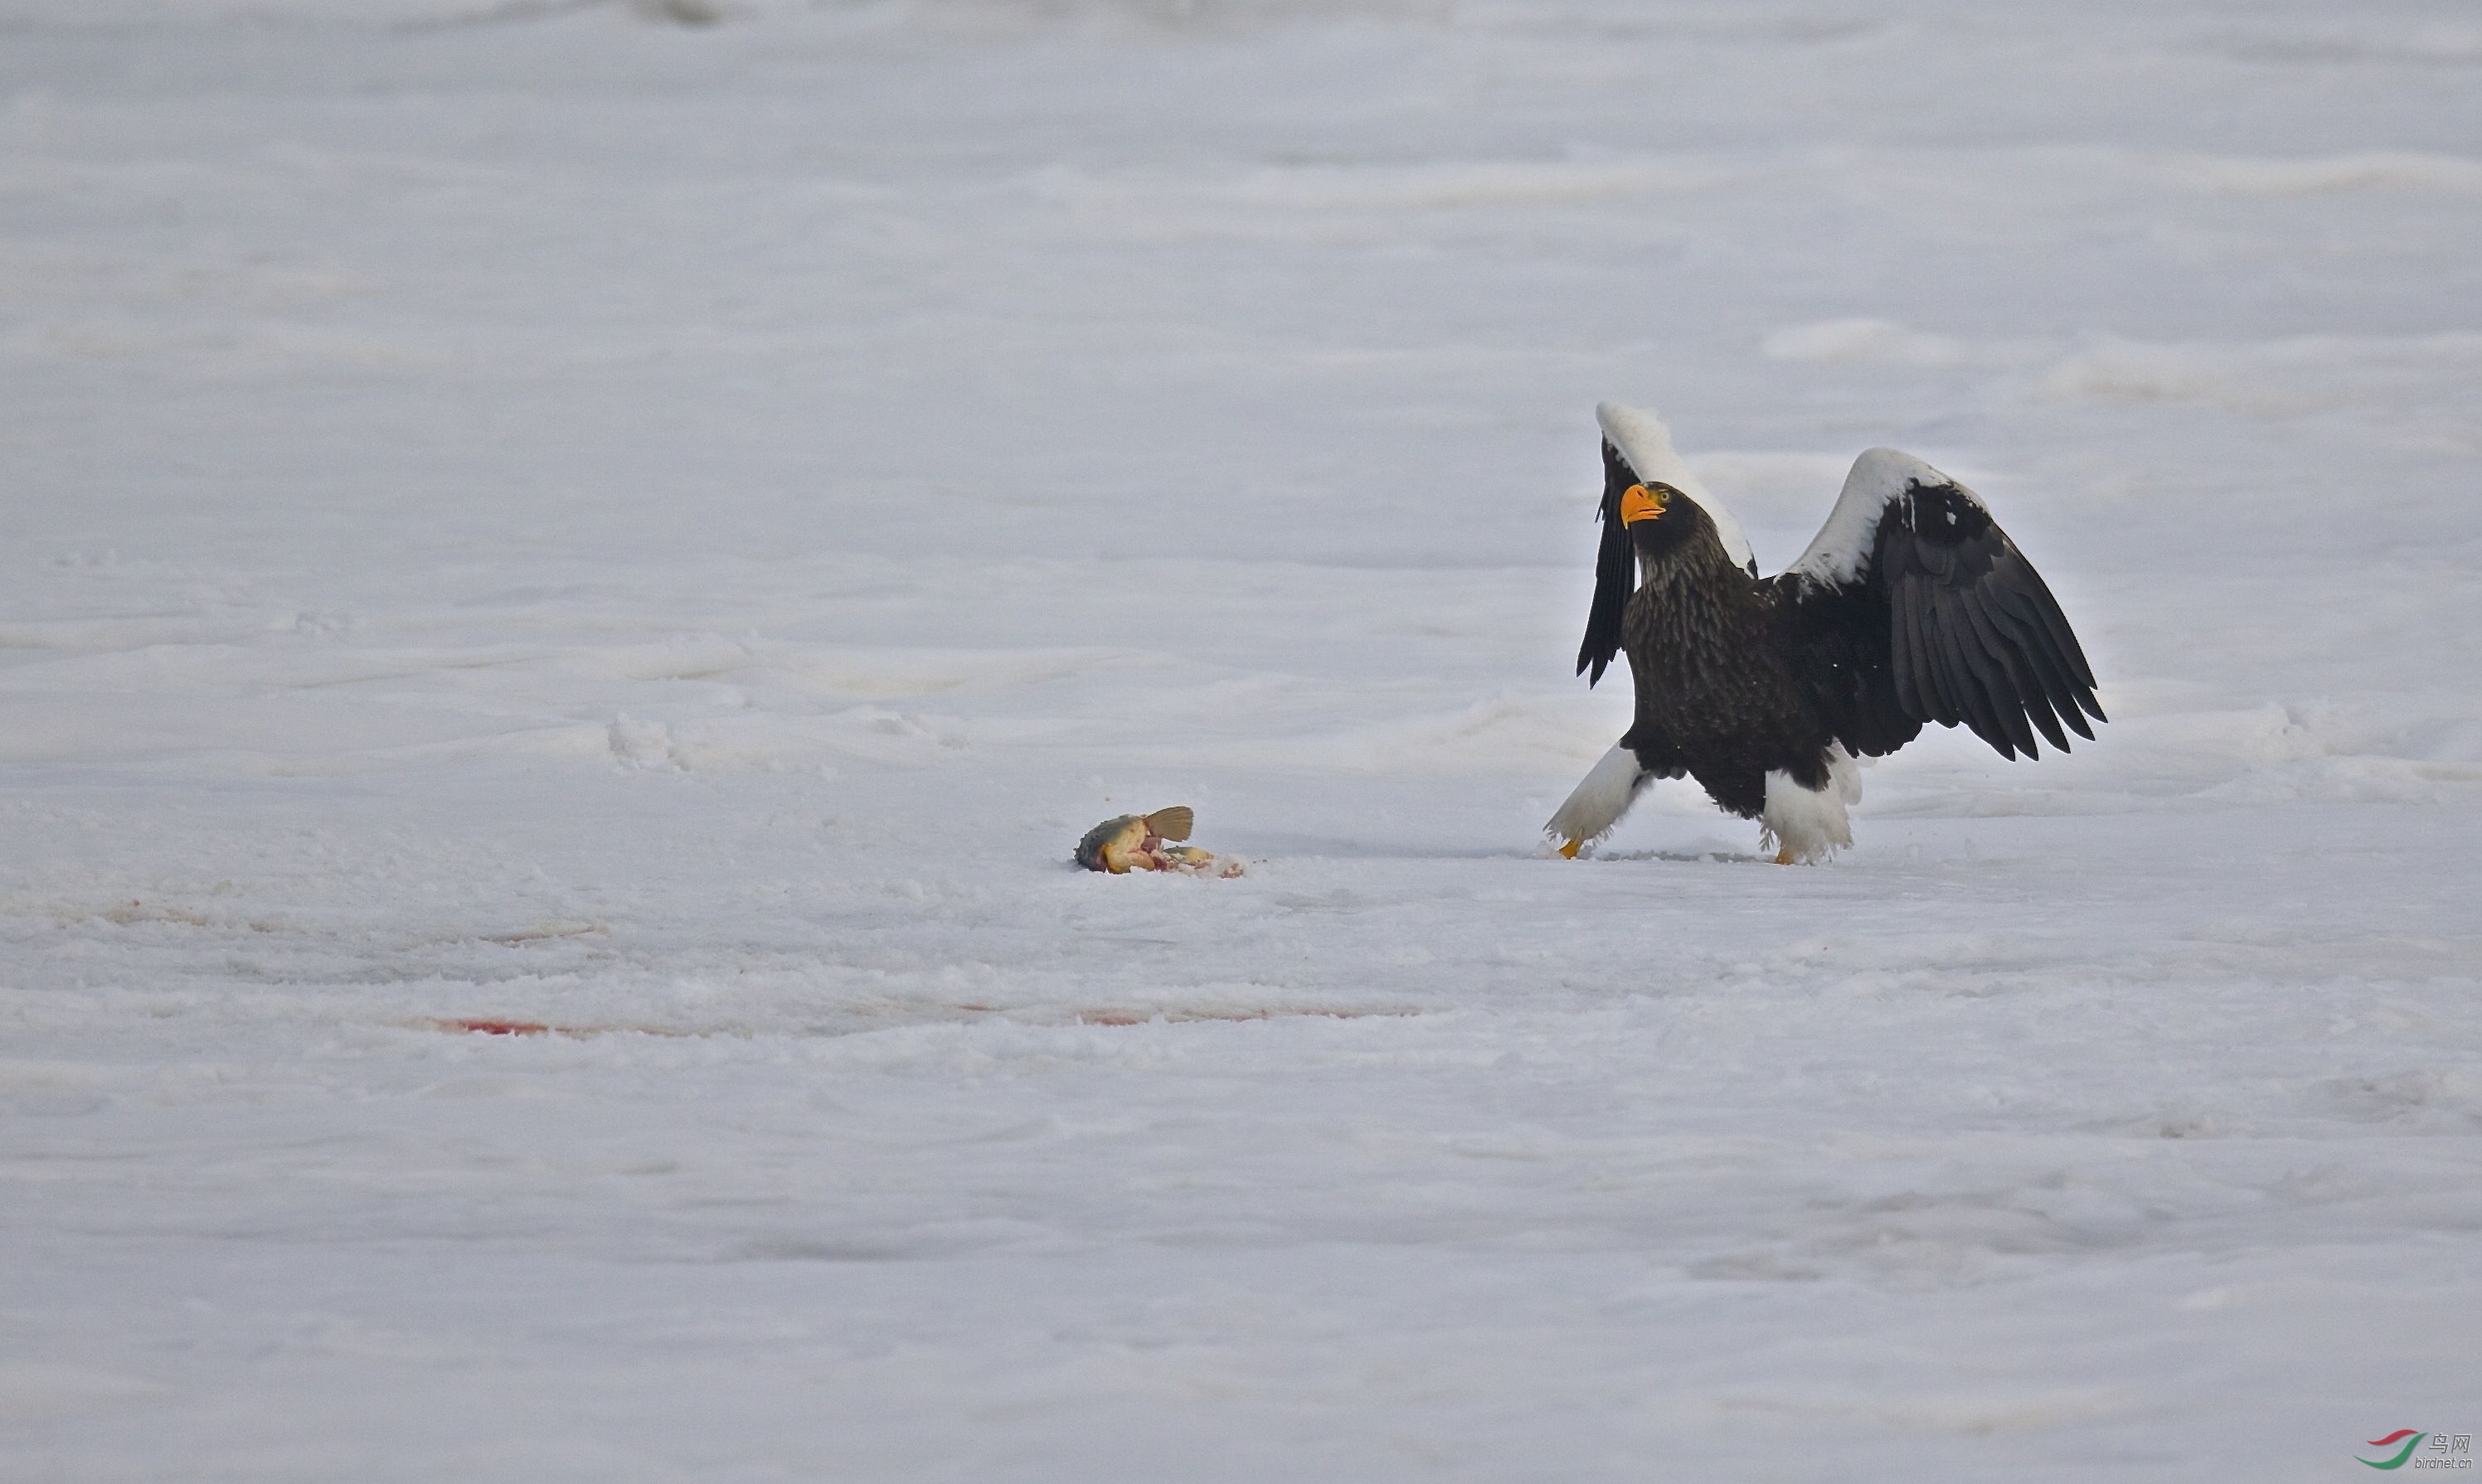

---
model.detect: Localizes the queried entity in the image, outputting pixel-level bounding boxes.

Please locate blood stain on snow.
[436,1018,557,1036]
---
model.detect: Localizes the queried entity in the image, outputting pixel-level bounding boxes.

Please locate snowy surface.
[4,1,2480,1478]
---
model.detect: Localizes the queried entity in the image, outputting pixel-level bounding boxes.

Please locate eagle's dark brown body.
[1619,505,1830,821]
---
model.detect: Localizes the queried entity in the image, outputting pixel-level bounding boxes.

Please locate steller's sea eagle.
[1547,404,2104,864]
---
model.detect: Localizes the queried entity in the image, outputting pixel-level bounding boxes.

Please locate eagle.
[1546,403,2104,863]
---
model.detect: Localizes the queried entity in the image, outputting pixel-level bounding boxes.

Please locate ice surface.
[2,0,2478,1479]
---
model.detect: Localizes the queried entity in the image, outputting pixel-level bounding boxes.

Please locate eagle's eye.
[1620,483,1670,526]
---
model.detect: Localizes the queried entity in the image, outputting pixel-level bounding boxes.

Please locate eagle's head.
[1619,479,1717,563]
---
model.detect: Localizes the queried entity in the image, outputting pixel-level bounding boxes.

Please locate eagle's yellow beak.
[1619,483,1668,526]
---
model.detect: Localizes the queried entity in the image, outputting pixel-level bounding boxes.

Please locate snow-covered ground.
[4,1,2480,1477]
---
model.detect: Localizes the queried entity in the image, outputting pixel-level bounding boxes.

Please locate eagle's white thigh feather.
[1761,744,1860,863]
[1545,742,1649,853]
[1829,741,1862,805]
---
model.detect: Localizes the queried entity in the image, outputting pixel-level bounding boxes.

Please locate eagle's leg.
[1757,749,1862,865]
[1545,741,1653,858]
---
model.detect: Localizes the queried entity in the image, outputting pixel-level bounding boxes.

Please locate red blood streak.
[442,1018,554,1036]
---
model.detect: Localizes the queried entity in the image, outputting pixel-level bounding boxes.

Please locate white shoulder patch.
[1788,447,1982,586]
[1594,402,1756,573]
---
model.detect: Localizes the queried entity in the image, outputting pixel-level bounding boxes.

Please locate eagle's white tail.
[1545,742,1652,857]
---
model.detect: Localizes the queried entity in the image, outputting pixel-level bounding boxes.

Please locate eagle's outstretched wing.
[1576,439,1636,687]
[1773,449,2104,760]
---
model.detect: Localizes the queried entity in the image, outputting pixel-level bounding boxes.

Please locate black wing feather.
[1924,583,2015,754]
[1575,439,1637,687]
[1989,583,2098,737]
[1778,472,2104,763]
[1973,592,2075,750]
[1949,584,2040,756]
[1998,565,2101,703]
[1975,593,2095,744]
[1887,591,1931,723]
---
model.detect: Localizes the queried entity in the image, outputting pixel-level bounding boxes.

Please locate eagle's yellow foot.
[1559,837,1582,860]
[1773,847,1795,866]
